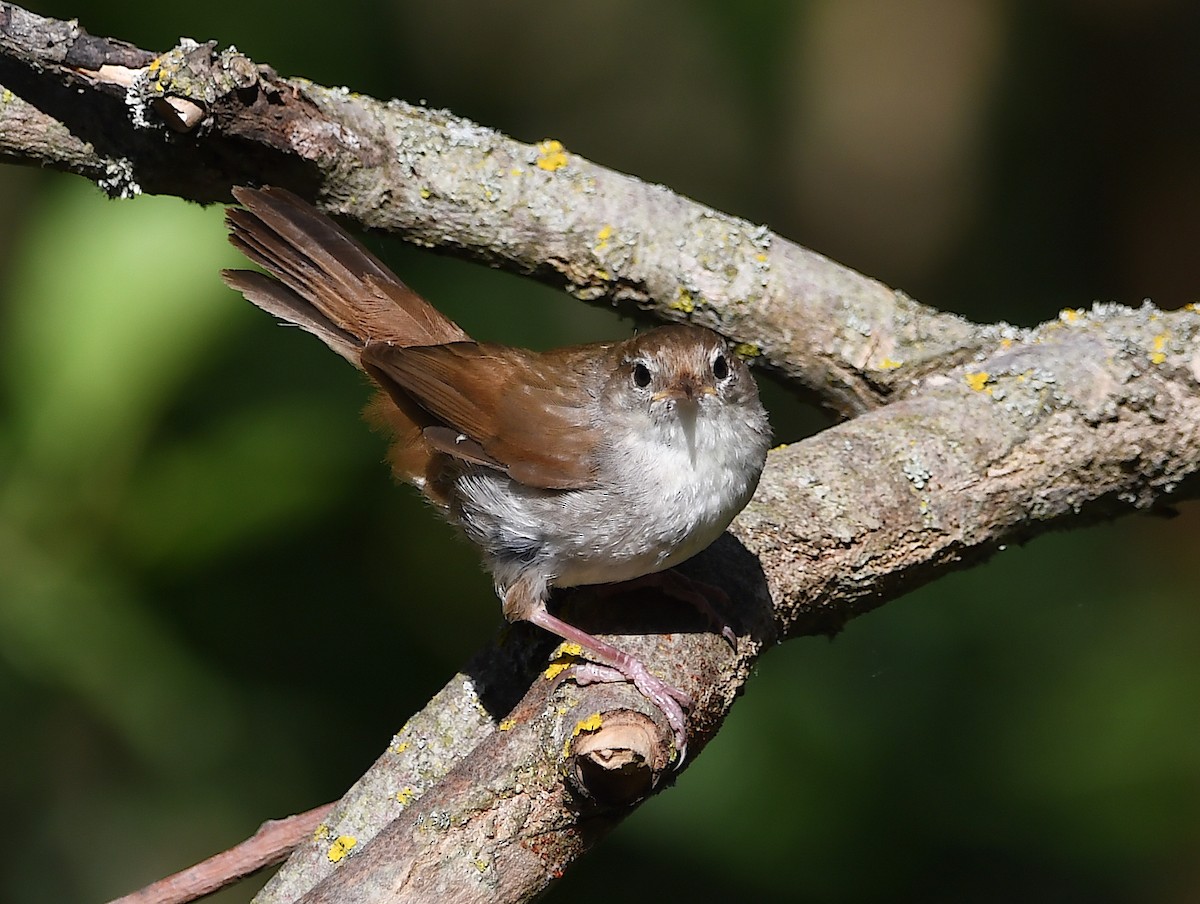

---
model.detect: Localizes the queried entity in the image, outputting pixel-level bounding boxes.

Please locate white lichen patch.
[98,157,142,199]
[902,455,932,490]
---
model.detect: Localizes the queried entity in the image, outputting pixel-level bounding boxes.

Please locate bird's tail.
[221,186,469,365]
[222,186,470,487]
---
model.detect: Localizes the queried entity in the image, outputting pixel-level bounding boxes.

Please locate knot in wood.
[566,709,668,807]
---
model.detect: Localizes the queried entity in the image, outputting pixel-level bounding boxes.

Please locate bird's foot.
[567,660,692,762]
[528,606,693,764]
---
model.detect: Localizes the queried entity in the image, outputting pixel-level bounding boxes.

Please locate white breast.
[551,399,766,587]
[452,394,769,595]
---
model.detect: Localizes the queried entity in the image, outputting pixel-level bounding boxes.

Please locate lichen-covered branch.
[248,302,1198,904]
[4,6,1198,904]
[0,1,982,415]
[744,303,1200,637]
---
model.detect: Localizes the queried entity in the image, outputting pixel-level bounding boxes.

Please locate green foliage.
[0,187,240,763]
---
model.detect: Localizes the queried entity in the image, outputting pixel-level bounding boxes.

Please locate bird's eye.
[712,353,730,381]
[632,362,652,388]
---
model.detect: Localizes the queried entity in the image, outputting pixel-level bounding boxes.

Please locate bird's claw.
[565,661,692,764]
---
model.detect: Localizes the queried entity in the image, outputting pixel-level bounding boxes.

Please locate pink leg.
[527,606,692,761]
[593,569,737,648]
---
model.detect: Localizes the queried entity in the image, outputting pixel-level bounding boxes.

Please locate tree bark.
[3,5,1198,904]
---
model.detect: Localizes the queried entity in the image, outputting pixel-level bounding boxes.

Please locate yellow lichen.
[572,713,604,736]
[965,371,992,392]
[563,713,605,758]
[878,357,903,370]
[669,288,696,313]
[396,787,415,806]
[595,224,613,251]
[312,823,330,841]
[535,139,569,171]
[733,342,761,358]
[544,642,584,680]
[1150,332,1168,365]
[754,252,768,263]
[327,835,357,863]
[498,718,516,731]
[419,188,431,200]
[391,740,409,755]
[1059,308,1081,322]
[473,857,490,873]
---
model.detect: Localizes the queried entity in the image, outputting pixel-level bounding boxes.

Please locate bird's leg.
[591,569,738,648]
[527,604,692,761]
[504,574,692,761]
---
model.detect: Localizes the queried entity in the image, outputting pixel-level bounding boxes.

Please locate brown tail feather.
[221,186,469,362]
[221,268,363,364]
[222,186,470,491]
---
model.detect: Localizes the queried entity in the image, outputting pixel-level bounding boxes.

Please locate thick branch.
[0,2,983,415]
[257,303,1200,904]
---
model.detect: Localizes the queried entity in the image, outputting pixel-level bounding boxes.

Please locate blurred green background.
[2,2,1198,902]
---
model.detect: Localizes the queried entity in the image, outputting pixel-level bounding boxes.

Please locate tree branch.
[259,303,1200,904]
[108,805,335,904]
[3,5,1198,904]
[0,1,984,415]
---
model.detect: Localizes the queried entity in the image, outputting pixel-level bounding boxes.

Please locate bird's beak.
[653,376,715,403]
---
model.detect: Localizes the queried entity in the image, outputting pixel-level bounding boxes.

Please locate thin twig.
[108,804,335,904]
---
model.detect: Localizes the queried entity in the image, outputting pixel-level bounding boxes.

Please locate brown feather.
[221,186,473,489]
[223,186,468,351]
[221,269,362,363]
[361,341,603,490]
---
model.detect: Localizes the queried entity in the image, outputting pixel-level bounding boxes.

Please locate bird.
[221,186,771,759]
